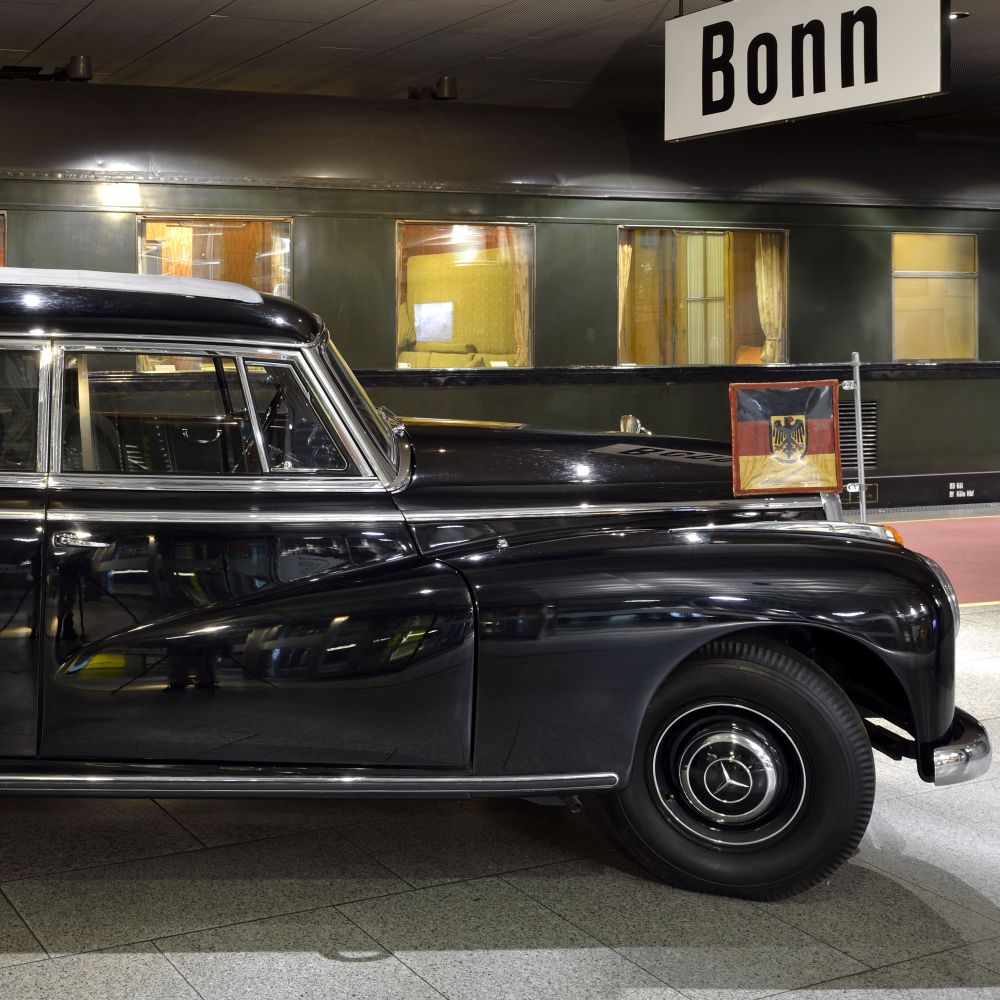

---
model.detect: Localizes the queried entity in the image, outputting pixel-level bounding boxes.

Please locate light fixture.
[949,10,971,19]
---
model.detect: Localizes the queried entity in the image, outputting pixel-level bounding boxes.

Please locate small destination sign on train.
[664,0,948,141]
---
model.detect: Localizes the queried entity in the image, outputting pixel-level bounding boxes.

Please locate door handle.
[53,531,110,549]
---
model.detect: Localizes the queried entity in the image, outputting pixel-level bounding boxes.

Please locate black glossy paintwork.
[448,526,955,781]
[42,491,475,767]
[395,421,826,551]
[0,285,321,344]
[0,494,42,757]
[0,290,963,789]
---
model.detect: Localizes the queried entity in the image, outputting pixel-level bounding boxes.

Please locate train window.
[139,218,291,297]
[893,234,977,361]
[61,352,262,475]
[0,350,39,472]
[396,222,533,368]
[618,228,787,366]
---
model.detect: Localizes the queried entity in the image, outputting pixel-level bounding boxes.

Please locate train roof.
[0,268,322,345]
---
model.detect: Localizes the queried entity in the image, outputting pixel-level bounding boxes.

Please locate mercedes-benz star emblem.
[703,757,753,803]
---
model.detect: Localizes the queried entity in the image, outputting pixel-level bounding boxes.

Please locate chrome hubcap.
[678,728,781,824]
[649,701,808,849]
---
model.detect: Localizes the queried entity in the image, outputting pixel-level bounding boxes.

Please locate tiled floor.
[0,612,998,998]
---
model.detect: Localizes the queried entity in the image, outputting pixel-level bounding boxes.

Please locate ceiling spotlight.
[949,10,971,19]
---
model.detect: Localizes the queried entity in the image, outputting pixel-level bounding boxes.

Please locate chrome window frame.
[49,339,385,493]
[241,357,354,475]
[0,337,51,488]
[135,214,295,299]
[394,219,536,370]
[301,342,405,490]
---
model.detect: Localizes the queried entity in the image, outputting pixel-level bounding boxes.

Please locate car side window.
[0,350,40,472]
[244,362,355,474]
[61,352,262,475]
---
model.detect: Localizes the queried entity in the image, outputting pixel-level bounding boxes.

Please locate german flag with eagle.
[729,380,842,496]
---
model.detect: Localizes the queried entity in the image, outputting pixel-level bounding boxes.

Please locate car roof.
[0,267,322,346]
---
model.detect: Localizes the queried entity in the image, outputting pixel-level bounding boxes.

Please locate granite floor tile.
[0,944,199,999]
[504,856,866,1000]
[907,764,1000,826]
[155,796,403,848]
[955,658,1000,719]
[859,797,1000,919]
[337,798,613,887]
[951,937,1000,975]
[3,827,408,957]
[770,947,1000,998]
[157,905,443,1000]
[341,875,680,1000]
[957,626,1000,663]
[0,890,46,969]
[769,859,1000,967]
[0,798,200,881]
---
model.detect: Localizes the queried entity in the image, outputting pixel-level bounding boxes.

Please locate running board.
[0,766,620,798]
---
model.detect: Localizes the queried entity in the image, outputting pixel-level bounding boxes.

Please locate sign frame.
[664,0,951,142]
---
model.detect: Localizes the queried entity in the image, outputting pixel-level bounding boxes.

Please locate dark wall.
[6,210,138,273]
[788,227,892,364]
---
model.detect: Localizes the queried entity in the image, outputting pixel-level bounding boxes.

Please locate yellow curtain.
[498,227,531,365]
[617,240,633,360]
[755,233,786,363]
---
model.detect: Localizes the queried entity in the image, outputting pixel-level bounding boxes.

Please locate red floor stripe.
[891,516,1000,605]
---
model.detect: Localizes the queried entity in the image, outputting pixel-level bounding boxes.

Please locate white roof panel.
[0,268,263,304]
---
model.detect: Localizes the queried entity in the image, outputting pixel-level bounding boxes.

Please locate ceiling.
[0,0,997,127]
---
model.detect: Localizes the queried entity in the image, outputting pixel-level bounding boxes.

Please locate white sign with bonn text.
[664,0,947,141]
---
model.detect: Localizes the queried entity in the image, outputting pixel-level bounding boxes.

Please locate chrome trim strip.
[47,473,385,493]
[0,770,620,796]
[50,344,66,474]
[236,355,270,474]
[933,709,992,786]
[820,492,844,522]
[0,508,44,520]
[36,341,51,475]
[670,520,896,542]
[403,497,824,523]
[387,429,413,493]
[0,475,46,490]
[37,331,320,350]
[47,508,404,525]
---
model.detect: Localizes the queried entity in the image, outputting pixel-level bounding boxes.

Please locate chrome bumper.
[933,709,992,786]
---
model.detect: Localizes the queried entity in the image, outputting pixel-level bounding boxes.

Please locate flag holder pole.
[840,351,867,523]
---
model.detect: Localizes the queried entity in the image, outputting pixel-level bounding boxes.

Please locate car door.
[40,340,474,769]
[0,340,48,758]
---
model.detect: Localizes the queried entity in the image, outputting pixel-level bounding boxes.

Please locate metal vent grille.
[839,400,877,471]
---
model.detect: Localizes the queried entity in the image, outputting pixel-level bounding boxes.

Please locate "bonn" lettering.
[702,5,878,115]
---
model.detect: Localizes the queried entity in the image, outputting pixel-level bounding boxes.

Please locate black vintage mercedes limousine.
[0,268,989,900]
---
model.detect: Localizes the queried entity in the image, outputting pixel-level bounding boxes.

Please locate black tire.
[605,637,874,900]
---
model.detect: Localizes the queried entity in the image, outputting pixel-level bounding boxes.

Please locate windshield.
[318,332,398,470]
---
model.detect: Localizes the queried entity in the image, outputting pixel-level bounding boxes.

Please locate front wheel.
[605,638,875,900]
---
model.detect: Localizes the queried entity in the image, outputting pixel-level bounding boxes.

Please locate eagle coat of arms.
[770,414,807,463]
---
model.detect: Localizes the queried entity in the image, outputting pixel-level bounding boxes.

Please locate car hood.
[394,420,736,510]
